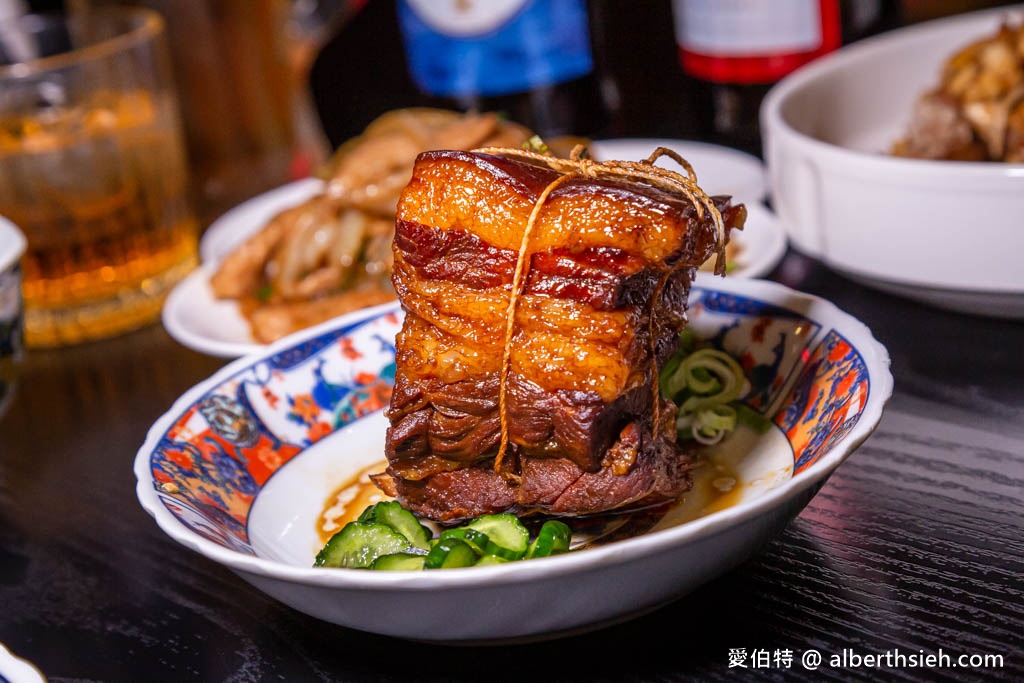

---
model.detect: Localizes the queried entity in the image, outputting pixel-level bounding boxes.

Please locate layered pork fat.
[379,150,745,522]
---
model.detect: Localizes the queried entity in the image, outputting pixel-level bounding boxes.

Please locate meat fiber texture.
[378,149,744,522]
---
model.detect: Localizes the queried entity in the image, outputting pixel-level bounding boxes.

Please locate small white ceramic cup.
[0,214,27,413]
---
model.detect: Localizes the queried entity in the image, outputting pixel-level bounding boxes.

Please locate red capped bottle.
[671,0,898,154]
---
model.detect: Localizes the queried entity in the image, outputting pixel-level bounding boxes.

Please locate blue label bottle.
[396,0,610,137]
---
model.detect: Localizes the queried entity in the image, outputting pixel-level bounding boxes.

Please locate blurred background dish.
[166,205,788,359]
[761,4,1024,318]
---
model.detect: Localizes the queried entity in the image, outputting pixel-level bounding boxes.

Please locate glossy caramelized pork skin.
[381,150,745,521]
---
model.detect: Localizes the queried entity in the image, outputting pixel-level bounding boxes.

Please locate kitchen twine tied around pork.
[473,144,728,481]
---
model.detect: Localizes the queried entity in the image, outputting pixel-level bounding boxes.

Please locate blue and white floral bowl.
[135,278,892,642]
[0,216,26,416]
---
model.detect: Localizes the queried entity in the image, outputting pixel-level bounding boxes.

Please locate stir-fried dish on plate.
[209,108,533,343]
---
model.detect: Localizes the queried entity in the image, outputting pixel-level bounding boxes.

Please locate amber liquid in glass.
[0,90,198,347]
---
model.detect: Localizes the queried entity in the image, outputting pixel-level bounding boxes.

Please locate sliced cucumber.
[526,520,572,559]
[315,521,410,568]
[464,514,529,560]
[357,501,432,551]
[424,537,479,569]
[317,503,576,571]
[437,527,490,556]
[370,552,428,571]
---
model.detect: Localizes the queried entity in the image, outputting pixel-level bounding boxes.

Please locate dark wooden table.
[1,248,1021,682]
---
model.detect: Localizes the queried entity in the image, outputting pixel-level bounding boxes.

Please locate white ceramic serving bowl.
[137,277,891,642]
[761,5,1024,317]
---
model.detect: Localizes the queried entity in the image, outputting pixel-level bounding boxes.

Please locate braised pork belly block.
[375,149,746,522]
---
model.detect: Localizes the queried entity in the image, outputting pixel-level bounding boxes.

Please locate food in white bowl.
[892,18,1024,162]
[135,278,891,642]
[761,5,1024,317]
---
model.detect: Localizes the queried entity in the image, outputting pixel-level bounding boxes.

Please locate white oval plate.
[139,277,891,642]
[161,263,257,358]
[166,200,786,358]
